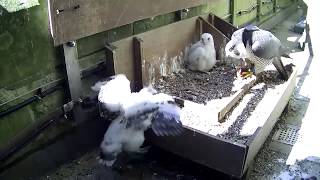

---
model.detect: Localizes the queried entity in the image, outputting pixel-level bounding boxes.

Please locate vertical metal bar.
[132,37,143,92]
[257,0,262,20]
[63,42,85,123]
[231,0,237,25]
[105,43,117,77]
[273,0,278,12]
[63,42,83,101]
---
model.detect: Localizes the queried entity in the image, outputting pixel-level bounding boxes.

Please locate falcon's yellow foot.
[240,71,253,79]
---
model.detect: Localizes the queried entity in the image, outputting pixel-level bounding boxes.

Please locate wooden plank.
[209,14,239,39]
[105,43,116,77]
[49,0,220,46]
[132,37,144,92]
[111,38,135,83]
[137,16,201,86]
[196,18,203,39]
[147,126,248,178]
[217,78,256,123]
[243,67,297,173]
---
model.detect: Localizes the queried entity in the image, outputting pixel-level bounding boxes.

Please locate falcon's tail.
[272,58,289,80]
[280,45,293,59]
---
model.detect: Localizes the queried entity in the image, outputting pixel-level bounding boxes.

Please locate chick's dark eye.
[207,37,210,40]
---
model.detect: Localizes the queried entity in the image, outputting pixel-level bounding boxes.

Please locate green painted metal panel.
[277,0,294,9]
[258,0,275,23]
[133,13,176,35]
[0,1,63,90]
[0,1,65,151]
[0,90,65,150]
[77,24,133,59]
[260,0,274,17]
[186,0,230,19]
[233,0,258,26]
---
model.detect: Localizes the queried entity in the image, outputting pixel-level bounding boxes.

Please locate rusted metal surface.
[146,127,248,178]
[48,0,220,46]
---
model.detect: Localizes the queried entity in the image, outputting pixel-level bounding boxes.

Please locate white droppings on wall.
[145,45,191,86]
[159,52,168,77]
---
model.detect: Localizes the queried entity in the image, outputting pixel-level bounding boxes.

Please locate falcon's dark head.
[242,25,260,47]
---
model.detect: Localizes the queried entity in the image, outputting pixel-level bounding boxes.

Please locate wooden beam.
[49,0,220,46]
[196,18,203,40]
[230,0,237,25]
[208,14,238,40]
[105,43,117,77]
[132,37,143,92]
[217,78,256,123]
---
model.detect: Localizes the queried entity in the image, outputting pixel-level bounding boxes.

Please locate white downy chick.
[93,74,184,167]
[185,33,217,72]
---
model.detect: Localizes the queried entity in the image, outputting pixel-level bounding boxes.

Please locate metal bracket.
[175,8,189,20]
[236,4,259,16]
[56,4,80,15]
[261,0,273,5]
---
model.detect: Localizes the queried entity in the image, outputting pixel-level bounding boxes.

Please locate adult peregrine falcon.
[225,25,289,80]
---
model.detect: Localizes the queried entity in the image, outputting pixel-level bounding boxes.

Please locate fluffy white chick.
[185,33,217,72]
[92,74,184,167]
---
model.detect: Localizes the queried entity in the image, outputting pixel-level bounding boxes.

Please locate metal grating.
[272,124,300,145]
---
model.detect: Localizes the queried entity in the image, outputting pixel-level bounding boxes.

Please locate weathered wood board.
[111,16,201,86]
[243,67,297,172]
[49,0,220,45]
[149,66,297,178]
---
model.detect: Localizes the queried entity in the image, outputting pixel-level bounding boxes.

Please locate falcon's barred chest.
[242,28,273,74]
[245,43,273,74]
